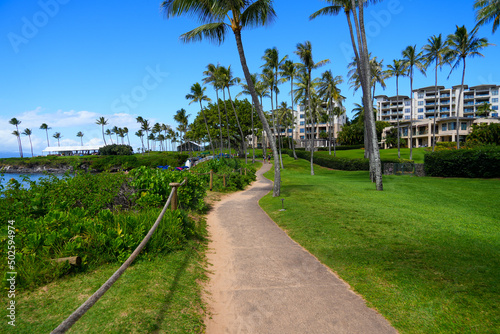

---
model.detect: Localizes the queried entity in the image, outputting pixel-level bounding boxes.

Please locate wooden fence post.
[169,182,181,211]
[210,170,213,191]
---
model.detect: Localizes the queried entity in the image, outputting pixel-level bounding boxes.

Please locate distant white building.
[42,145,103,156]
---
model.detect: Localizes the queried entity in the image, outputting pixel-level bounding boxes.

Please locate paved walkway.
[204,162,398,334]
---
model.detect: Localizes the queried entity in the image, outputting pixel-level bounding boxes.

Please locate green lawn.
[317,147,427,163]
[0,242,207,334]
[260,155,499,333]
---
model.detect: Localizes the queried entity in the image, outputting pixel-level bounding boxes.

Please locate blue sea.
[0,173,65,190]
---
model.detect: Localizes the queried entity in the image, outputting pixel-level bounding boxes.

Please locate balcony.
[440,94,450,97]
[464,95,475,99]
[440,100,450,104]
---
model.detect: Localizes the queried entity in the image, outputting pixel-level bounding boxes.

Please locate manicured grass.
[260,155,499,333]
[317,147,427,163]
[0,241,207,334]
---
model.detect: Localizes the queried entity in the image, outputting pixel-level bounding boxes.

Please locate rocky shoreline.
[1,165,75,174]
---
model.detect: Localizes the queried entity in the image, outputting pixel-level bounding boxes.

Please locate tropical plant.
[140,118,152,151]
[95,117,108,146]
[77,131,84,146]
[53,132,62,147]
[318,69,344,155]
[474,0,500,33]
[402,45,426,160]
[446,25,491,148]
[40,123,51,147]
[203,63,225,154]
[386,59,408,159]
[135,130,145,153]
[280,59,300,160]
[22,128,34,157]
[105,129,114,145]
[423,34,450,152]
[237,73,259,163]
[161,0,282,196]
[9,118,23,157]
[174,109,189,152]
[186,82,214,153]
[295,41,330,175]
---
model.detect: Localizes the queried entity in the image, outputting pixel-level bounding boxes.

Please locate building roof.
[413,85,445,92]
[42,145,103,152]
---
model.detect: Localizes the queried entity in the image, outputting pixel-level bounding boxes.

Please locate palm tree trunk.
[28,136,33,157]
[328,102,332,155]
[308,68,314,176]
[101,126,107,146]
[409,69,414,160]
[200,101,214,154]
[457,59,466,149]
[290,78,298,160]
[432,59,438,152]
[251,104,255,163]
[396,77,401,159]
[222,90,231,155]
[233,29,280,196]
[45,129,50,147]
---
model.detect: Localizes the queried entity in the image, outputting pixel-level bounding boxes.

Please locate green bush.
[316,144,364,151]
[191,158,257,191]
[424,146,500,178]
[99,144,134,156]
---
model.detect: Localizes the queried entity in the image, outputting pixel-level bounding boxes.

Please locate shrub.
[191,158,257,191]
[99,144,134,156]
[424,146,500,178]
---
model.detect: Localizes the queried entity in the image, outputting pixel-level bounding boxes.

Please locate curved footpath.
[204,162,397,334]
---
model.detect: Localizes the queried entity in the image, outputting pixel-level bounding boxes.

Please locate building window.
[300,129,305,133]
[405,108,410,113]
[418,108,424,113]
[418,115,424,119]
[492,90,499,95]
[461,122,467,130]
[300,136,304,139]
[300,114,305,119]
[442,124,447,131]
[405,116,410,119]
[492,98,498,103]
[492,113,498,117]
[418,93,424,98]
[300,121,305,125]
[449,122,456,130]
[405,101,410,106]
[418,101,424,106]
[493,106,499,110]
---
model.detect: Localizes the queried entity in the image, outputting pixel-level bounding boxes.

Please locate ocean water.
[0,173,65,190]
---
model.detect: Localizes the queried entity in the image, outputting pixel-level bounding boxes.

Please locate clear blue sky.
[0,0,497,157]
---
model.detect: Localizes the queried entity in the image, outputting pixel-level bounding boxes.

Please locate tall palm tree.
[123,127,131,146]
[280,60,300,160]
[53,132,62,147]
[311,0,384,190]
[476,101,493,117]
[105,129,114,145]
[161,0,282,197]
[22,128,34,157]
[140,119,151,151]
[402,45,426,160]
[446,25,490,148]
[95,117,108,146]
[111,126,119,144]
[474,0,500,33]
[77,131,84,146]
[203,63,225,154]
[40,123,51,147]
[174,109,189,152]
[386,59,408,159]
[237,73,258,163]
[135,130,145,153]
[295,41,330,175]
[423,34,450,152]
[318,69,344,155]
[186,82,214,153]
[9,118,23,157]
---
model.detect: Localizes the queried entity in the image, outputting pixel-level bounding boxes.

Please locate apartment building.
[292,103,347,143]
[376,84,500,147]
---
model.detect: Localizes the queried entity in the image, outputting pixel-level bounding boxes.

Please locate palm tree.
[53,132,62,147]
[123,127,131,146]
[386,59,408,159]
[95,117,108,146]
[476,102,493,117]
[174,109,189,152]
[186,82,214,153]
[311,0,384,190]
[331,106,345,157]
[295,41,330,175]
[22,128,34,157]
[77,131,84,146]
[280,60,300,160]
[237,73,258,163]
[135,130,145,153]
[140,119,151,151]
[203,63,225,154]
[9,118,23,157]
[318,69,344,155]
[402,45,426,160]
[446,25,490,148]
[474,0,500,33]
[161,0,282,197]
[105,129,114,144]
[40,123,51,147]
[423,34,450,152]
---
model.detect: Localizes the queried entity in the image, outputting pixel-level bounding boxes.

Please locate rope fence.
[51,179,187,334]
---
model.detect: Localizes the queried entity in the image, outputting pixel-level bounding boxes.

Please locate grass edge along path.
[260,155,499,334]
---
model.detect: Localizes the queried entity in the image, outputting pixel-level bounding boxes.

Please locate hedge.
[424,146,500,178]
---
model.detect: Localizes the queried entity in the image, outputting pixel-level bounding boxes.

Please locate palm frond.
[180,22,228,44]
[161,0,222,23]
[241,0,277,29]
[309,5,342,20]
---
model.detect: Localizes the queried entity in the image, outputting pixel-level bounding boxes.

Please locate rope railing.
[51,178,187,334]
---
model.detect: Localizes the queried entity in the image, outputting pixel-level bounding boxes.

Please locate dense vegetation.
[98,144,134,156]
[191,157,257,191]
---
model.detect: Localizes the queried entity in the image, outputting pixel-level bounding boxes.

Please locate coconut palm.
[446,25,491,148]
[474,0,500,33]
[385,59,408,159]
[53,132,62,147]
[140,119,151,151]
[95,117,108,146]
[423,34,450,152]
[186,82,214,153]
[135,130,145,153]
[9,118,23,157]
[161,0,282,196]
[203,63,225,154]
[295,41,330,175]
[174,109,189,152]
[40,123,51,147]
[123,127,131,146]
[77,131,84,146]
[311,0,384,190]
[105,129,114,144]
[280,60,300,159]
[318,69,344,155]
[22,128,34,157]
[402,45,426,160]
[237,73,258,163]
[476,102,493,117]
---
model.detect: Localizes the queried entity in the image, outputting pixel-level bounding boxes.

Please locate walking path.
[204,162,397,333]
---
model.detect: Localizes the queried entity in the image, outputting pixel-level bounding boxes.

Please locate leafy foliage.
[191,158,256,191]
[99,144,134,156]
[466,123,500,145]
